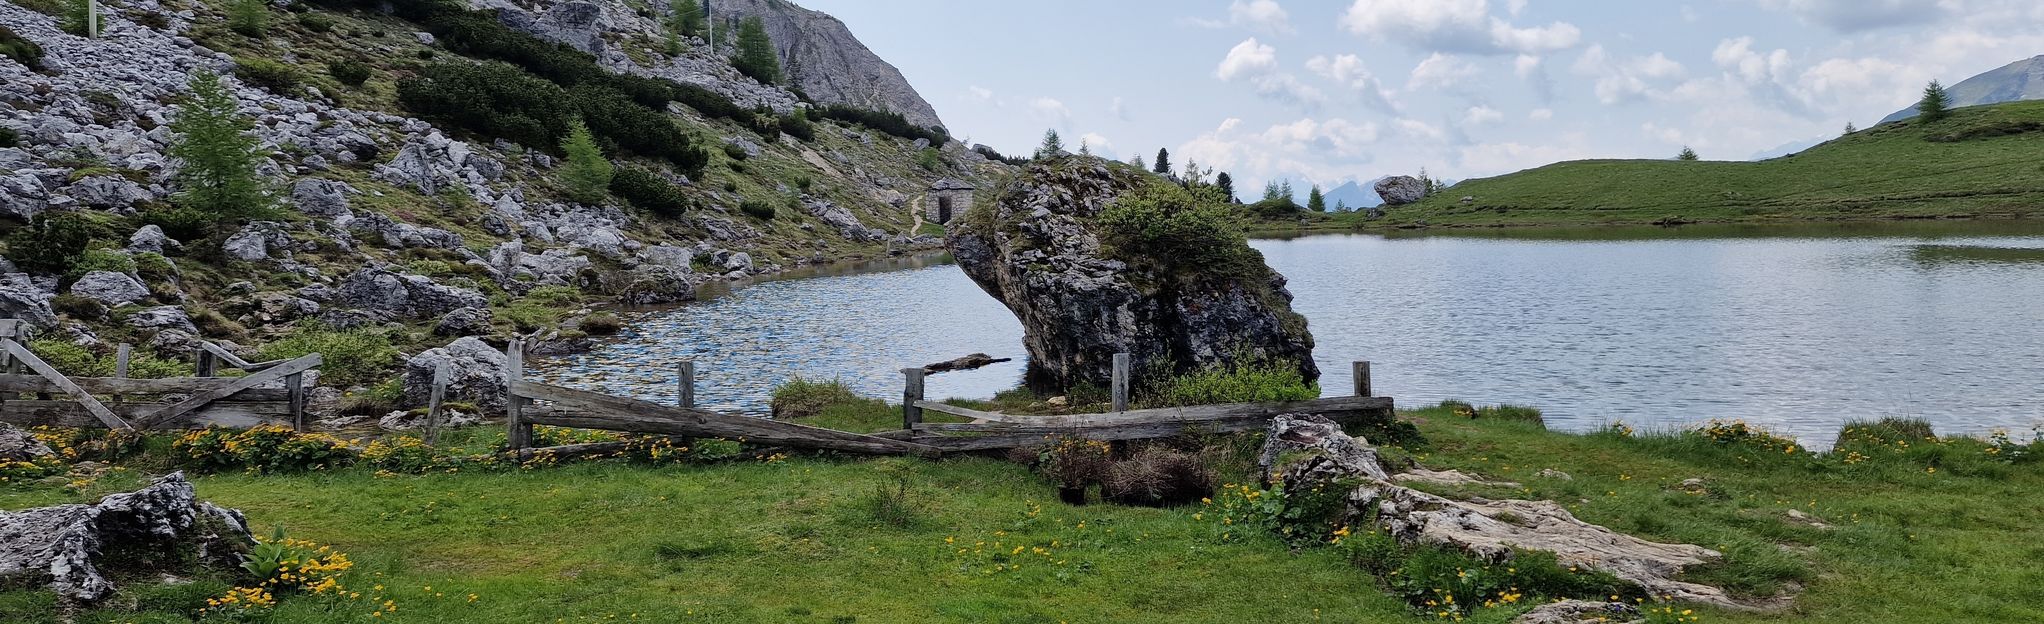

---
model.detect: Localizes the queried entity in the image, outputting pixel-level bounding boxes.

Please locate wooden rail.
[0,319,318,431]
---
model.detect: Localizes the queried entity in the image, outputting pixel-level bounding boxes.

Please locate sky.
[798,0,2044,197]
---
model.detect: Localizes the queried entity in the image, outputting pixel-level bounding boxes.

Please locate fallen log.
[922,353,1013,374]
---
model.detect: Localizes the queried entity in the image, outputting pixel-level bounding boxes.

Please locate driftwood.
[922,353,1012,374]
[516,381,941,457]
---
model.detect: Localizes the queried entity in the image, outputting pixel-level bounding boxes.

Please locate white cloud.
[1216,38,1324,108]
[1216,38,1279,80]
[1228,0,1295,35]
[1339,0,1581,55]
[967,86,994,101]
[1457,138,1598,175]
[1506,0,1527,16]
[1572,45,1687,104]
[1306,54,1399,112]
[1713,37,1794,85]
[1756,0,1948,32]
[1528,108,1554,120]
[1109,96,1131,121]
[1395,118,1445,140]
[1464,105,1505,124]
[1029,97,1072,129]
[1513,54,1542,77]
[1077,132,1116,157]
[1408,53,1480,90]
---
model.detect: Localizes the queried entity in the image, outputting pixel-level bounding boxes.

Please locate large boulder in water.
[947,156,1316,392]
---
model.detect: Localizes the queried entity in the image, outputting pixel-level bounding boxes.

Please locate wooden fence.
[503,337,1392,458]
[0,320,320,431]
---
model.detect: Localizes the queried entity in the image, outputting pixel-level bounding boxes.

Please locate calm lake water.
[536,221,2044,446]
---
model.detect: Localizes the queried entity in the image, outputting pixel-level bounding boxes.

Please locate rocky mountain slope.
[704,0,947,131]
[1881,54,2044,124]
[0,0,1007,417]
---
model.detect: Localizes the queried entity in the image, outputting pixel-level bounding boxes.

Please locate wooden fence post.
[112,343,130,405]
[901,368,925,430]
[424,361,449,445]
[677,361,695,409]
[286,371,306,432]
[505,338,531,454]
[1352,361,1373,398]
[1111,352,1130,412]
[196,350,217,378]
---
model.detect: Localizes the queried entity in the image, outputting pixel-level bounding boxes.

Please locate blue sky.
[802,0,2044,194]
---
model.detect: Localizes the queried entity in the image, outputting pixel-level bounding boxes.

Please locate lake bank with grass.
[4,402,2037,623]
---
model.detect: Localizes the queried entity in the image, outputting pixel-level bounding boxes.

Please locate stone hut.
[926,179,975,224]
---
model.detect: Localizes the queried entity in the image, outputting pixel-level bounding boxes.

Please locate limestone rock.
[402,337,507,413]
[221,222,292,262]
[1373,175,1429,206]
[1511,601,1643,624]
[68,271,149,306]
[290,178,354,218]
[1260,414,1743,610]
[0,473,251,602]
[0,422,53,462]
[0,273,58,328]
[433,306,493,337]
[802,196,885,242]
[126,306,197,333]
[126,225,178,254]
[334,268,488,320]
[949,157,1316,391]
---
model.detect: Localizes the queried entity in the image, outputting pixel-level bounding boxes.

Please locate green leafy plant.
[0,25,46,70]
[295,12,335,33]
[915,147,942,171]
[235,57,301,93]
[1142,360,1318,408]
[1096,180,1254,273]
[257,326,399,388]
[3,212,93,275]
[327,58,371,87]
[769,377,862,420]
[739,199,776,220]
[173,426,356,473]
[610,165,689,216]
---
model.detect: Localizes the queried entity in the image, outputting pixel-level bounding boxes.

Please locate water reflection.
[538,222,2044,447]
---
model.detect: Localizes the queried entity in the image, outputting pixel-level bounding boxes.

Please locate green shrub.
[258,326,399,388]
[227,0,270,38]
[1249,197,1301,219]
[398,61,572,151]
[1097,181,1254,273]
[27,338,101,376]
[1471,404,1544,426]
[137,206,214,242]
[1036,435,1112,491]
[0,25,45,71]
[769,377,862,419]
[234,58,301,93]
[915,147,942,171]
[50,293,108,320]
[0,126,17,148]
[1143,360,1318,408]
[1101,446,1215,507]
[525,285,583,305]
[815,104,949,145]
[779,109,815,141]
[296,12,335,33]
[327,58,371,87]
[186,305,246,338]
[611,165,689,217]
[60,0,104,37]
[722,142,750,161]
[858,459,925,529]
[739,199,775,220]
[65,247,137,277]
[3,212,93,275]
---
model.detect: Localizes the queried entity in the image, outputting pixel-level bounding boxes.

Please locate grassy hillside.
[1371,100,2044,227]
[4,404,2040,623]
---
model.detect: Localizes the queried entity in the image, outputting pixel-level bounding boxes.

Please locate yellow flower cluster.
[200,586,277,618]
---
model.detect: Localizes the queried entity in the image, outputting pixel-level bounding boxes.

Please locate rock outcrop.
[1258,414,1747,610]
[0,422,53,462]
[709,0,948,131]
[1373,175,1429,205]
[949,157,1317,391]
[0,473,251,602]
[402,336,508,412]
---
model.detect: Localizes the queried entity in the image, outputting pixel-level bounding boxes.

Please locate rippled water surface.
[539,222,2044,446]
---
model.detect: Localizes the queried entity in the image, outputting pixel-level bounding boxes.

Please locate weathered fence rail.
[0,319,320,431]
[504,339,1394,458]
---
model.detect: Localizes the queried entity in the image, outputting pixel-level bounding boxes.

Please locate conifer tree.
[1307,185,1326,212]
[1216,172,1236,202]
[1677,146,1699,161]
[1035,129,1064,159]
[669,0,706,39]
[1843,121,1857,135]
[1917,80,1950,122]
[1153,148,1171,175]
[169,71,271,221]
[560,119,615,205]
[732,16,781,84]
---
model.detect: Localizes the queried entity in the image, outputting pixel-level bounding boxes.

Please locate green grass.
[3,406,2039,623]
[1360,100,2044,227]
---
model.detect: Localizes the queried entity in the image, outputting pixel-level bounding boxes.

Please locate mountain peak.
[1879,54,2044,124]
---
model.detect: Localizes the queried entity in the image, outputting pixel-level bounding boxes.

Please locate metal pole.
[87,0,98,38]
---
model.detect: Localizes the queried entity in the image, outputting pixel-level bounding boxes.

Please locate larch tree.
[560,119,615,205]
[732,16,781,84]
[1307,185,1326,212]
[169,71,272,222]
[1035,129,1064,159]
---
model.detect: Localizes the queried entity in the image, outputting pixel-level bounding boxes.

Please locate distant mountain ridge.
[1881,55,2044,124]
[1321,180,1382,209]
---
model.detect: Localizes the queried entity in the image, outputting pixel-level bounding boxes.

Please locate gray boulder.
[948,158,1317,392]
[0,473,251,602]
[1511,601,1642,624]
[1373,175,1429,206]
[802,197,885,242]
[433,306,493,337]
[290,178,354,218]
[126,306,198,333]
[68,271,149,306]
[401,337,508,413]
[0,422,53,462]
[334,268,488,320]
[125,225,178,254]
[0,173,48,222]
[221,222,291,262]
[66,176,153,209]
[0,273,58,328]
[345,213,463,249]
